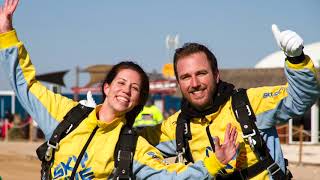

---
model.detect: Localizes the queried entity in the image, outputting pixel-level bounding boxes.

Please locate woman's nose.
[122,84,131,95]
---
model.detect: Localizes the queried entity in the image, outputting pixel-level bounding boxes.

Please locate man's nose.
[190,76,200,88]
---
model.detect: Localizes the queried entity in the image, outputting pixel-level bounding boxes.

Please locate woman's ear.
[103,83,110,97]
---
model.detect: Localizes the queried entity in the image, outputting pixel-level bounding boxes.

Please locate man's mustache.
[188,86,206,93]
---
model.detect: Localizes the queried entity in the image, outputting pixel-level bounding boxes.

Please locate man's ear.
[215,71,220,83]
[177,81,182,91]
[103,83,110,97]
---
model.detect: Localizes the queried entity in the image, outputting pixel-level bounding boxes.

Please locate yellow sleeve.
[0,30,77,139]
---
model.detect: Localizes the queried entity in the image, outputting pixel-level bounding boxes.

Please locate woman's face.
[103,68,142,115]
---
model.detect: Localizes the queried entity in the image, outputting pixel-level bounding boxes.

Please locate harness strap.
[232,89,267,156]
[48,104,93,149]
[70,126,99,179]
[175,113,194,163]
[231,89,286,179]
[216,156,284,180]
[113,125,138,180]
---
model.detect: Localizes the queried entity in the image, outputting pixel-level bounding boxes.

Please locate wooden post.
[74,66,80,101]
[298,124,304,165]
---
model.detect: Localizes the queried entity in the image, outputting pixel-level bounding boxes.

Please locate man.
[135,25,320,179]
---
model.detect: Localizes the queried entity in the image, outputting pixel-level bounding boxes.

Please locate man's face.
[176,52,219,110]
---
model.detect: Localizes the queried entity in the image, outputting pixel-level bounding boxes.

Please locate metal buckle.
[177,148,185,163]
[116,177,131,180]
[117,150,133,162]
[267,162,281,176]
[44,141,59,161]
[242,130,257,149]
[47,140,59,149]
[242,129,256,139]
[44,147,53,161]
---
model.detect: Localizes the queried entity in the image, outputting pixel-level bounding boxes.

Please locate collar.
[190,106,222,124]
[87,105,126,131]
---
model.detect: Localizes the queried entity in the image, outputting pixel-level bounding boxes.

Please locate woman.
[0,0,238,179]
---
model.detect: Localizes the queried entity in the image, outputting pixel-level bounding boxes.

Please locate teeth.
[192,91,202,94]
[117,96,129,103]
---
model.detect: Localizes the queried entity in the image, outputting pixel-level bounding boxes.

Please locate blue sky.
[0,0,319,91]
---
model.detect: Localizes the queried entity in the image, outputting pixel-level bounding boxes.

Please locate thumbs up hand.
[272,24,304,57]
[79,91,97,108]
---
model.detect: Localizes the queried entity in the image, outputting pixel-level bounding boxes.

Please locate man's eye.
[180,76,190,80]
[198,71,207,76]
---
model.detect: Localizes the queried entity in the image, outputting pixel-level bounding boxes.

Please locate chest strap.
[175,113,194,163]
[113,125,138,180]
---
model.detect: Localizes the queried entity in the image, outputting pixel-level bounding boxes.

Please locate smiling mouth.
[190,90,205,98]
[116,96,129,104]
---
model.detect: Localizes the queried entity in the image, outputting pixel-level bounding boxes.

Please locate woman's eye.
[132,86,140,92]
[118,81,125,85]
[133,87,139,91]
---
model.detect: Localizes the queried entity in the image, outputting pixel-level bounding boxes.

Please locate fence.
[0,116,43,142]
[277,124,320,165]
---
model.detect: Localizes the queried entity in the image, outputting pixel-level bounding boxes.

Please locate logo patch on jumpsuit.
[53,152,95,179]
[147,152,168,165]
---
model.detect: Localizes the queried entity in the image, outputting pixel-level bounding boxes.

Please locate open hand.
[0,0,19,33]
[214,123,239,165]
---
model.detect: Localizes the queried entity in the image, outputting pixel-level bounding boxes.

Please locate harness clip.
[44,146,53,161]
[47,140,59,149]
[177,148,186,163]
[44,141,59,161]
[117,150,133,162]
[267,162,281,176]
[242,130,256,149]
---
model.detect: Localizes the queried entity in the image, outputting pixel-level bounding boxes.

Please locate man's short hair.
[173,43,218,80]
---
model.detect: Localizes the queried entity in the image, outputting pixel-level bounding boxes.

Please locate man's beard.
[182,86,216,111]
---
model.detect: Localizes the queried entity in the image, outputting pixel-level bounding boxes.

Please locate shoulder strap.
[230,89,286,180]
[49,104,94,145]
[36,104,94,180]
[113,125,139,180]
[231,89,265,154]
[175,113,194,164]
